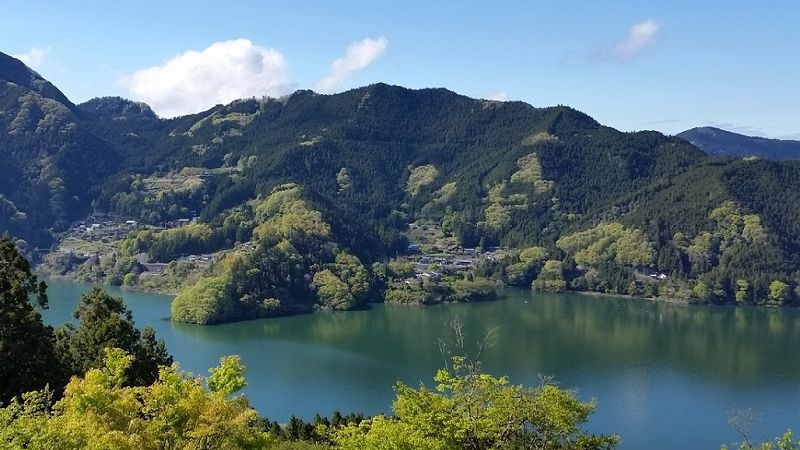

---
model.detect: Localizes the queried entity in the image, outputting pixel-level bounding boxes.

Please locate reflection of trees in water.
[511,291,800,380]
[172,288,800,382]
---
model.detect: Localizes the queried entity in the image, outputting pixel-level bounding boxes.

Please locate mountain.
[3,51,800,319]
[677,126,800,160]
[0,52,126,246]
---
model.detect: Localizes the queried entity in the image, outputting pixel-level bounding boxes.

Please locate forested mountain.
[3,51,800,321]
[678,126,800,160]
[0,53,125,245]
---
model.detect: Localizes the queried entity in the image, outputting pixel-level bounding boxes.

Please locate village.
[401,242,508,284]
[41,213,216,284]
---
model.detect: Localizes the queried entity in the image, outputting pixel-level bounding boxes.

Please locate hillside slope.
[0,52,122,245]
[2,52,799,318]
[678,126,800,160]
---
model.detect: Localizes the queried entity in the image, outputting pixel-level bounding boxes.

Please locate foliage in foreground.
[0,348,617,449]
[1,233,174,402]
[54,286,173,387]
[0,350,272,449]
[334,355,618,450]
[722,430,799,450]
[0,234,60,405]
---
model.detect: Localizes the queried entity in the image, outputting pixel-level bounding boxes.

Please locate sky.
[3,1,798,138]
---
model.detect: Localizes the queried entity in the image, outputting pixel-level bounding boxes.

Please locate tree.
[0,235,62,404]
[735,279,750,304]
[693,280,713,302]
[54,286,172,386]
[335,354,618,449]
[768,280,790,305]
[532,259,567,293]
[207,355,247,396]
[335,320,616,449]
[0,349,273,449]
[313,269,354,310]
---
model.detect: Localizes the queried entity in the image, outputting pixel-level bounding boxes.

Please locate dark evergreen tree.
[0,234,62,404]
[54,286,172,386]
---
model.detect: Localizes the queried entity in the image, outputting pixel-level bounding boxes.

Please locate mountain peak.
[0,51,74,109]
[78,96,158,121]
[677,126,800,160]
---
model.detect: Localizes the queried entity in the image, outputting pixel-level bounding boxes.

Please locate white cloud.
[12,46,50,70]
[314,37,388,93]
[484,91,510,101]
[593,19,661,63]
[121,39,290,118]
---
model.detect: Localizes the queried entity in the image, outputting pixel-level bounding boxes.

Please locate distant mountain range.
[677,126,800,160]
[3,49,800,312]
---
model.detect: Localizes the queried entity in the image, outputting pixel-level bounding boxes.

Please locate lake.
[41,280,800,449]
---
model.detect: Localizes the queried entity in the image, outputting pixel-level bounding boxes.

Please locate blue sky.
[3,1,798,138]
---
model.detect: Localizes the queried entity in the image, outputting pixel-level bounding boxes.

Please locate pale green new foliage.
[742,215,767,243]
[510,153,553,193]
[768,280,790,305]
[532,259,567,293]
[336,167,352,192]
[335,355,617,450]
[335,414,448,450]
[313,269,354,310]
[171,275,230,323]
[708,200,768,249]
[434,181,457,200]
[735,279,750,304]
[722,430,799,450]
[207,355,247,396]
[688,231,714,254]
[484,183,509,230]
[421,182,458,217]
[333,251,371,301]
[484,202,511,230]
[0,349,272,449]
[693,281,712,302]
[557,222,654,267]
[406,165,439,196]
[518,246,548,264]
[505,246,548,286]
[520,131,557,146]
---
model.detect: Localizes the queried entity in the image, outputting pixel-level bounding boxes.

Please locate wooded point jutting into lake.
[2,2,800,447]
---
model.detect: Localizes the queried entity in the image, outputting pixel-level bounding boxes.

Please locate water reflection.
[40,281,800,450]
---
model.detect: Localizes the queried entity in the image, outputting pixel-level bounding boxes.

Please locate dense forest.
[2,50,800,324]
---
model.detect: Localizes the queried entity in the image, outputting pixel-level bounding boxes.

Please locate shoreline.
[569,289,695,306]
[42,267,790,322]
[36,271,179,297]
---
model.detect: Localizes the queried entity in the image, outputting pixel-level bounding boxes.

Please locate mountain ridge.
[3,50,800,315]
[0,51,75,109]
[677,126,800,160]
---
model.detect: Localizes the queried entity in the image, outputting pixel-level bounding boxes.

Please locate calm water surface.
[41,280,800,449]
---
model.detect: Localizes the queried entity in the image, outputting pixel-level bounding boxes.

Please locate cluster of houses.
[57,214,202,265]
[402,244,507,284]
[61,216,140,251]
[64,213,201,240]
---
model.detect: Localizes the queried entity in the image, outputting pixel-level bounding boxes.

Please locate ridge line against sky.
[3,1,799,139]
